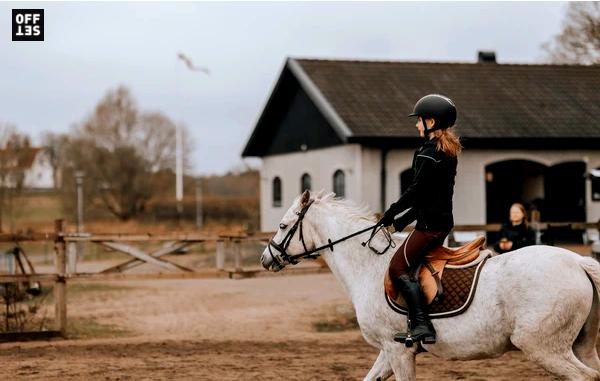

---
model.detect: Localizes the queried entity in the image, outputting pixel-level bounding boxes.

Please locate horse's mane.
[301,190,378,223]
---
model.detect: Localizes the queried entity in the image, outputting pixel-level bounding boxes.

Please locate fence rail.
[0,219,598,341]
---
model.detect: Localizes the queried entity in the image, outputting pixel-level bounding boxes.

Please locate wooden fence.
[0,219,598,341]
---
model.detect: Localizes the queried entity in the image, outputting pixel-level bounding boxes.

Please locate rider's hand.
[378,209,396,227]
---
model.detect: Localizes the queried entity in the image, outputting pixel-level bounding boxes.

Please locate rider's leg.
[388,229,447,343]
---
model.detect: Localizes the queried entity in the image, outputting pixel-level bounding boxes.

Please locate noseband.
[267,199,395,270]
[267,199,316,270]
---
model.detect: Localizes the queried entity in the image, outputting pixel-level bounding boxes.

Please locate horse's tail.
[578,257,600,299]
[573,256,600,368]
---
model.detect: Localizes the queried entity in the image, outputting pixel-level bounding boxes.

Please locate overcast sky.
[1,2,567,175]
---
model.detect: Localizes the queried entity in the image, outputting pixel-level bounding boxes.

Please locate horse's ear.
[300,189,310,206]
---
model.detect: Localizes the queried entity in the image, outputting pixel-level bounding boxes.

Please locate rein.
[267,198,396,269]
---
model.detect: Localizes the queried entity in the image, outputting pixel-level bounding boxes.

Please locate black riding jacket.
[388,138,457,232]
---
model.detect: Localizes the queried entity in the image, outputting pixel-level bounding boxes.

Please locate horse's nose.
[260,250,270,270]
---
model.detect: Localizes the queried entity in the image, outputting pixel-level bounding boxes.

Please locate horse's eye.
[279,223,287,230]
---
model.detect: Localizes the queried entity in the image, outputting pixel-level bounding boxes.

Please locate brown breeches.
[388,229,449,279]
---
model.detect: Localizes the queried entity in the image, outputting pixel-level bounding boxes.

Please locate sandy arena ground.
[0,272,567,380]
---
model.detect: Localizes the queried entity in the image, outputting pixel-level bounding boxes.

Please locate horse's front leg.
[385,344,416,381]
[363,350,393,381]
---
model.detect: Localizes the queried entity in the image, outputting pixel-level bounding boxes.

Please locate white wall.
[359,147,382,213]
[258,146,600,231]
[23,151,54,189]
[259,144,362,231]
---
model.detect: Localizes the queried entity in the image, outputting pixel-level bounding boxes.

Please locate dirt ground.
[0,273,565,380]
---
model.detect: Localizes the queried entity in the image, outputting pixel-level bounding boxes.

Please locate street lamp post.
[195,178,203,229]
[175,52,209,225]
[74,170,85,263]
[176,123,183,222]
[74,171,85,233]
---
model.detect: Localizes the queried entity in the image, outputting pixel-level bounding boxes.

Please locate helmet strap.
[425,125,445,134]
[423,118,441,135]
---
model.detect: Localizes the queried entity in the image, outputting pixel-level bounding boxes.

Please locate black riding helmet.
[408,94,457,134]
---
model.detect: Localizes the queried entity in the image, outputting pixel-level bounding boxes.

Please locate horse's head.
[261,189,321,272]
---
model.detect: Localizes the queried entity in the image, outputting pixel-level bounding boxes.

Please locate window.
[593,168,600,202]
[272,177,282,207]
[333,170,345,198]
[300,173,311,192]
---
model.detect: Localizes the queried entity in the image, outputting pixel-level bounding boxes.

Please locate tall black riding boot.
[393,274,436,344]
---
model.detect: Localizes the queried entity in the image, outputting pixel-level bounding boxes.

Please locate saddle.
[384,236,492,318]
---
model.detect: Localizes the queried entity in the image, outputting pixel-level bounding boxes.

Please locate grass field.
[2,191,253,234]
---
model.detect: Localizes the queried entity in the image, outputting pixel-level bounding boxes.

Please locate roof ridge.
[293,57,599,68]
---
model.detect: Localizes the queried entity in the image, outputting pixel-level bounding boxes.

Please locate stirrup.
[393,331,436,347]
[393,332,414,347]
[393,319,436,347]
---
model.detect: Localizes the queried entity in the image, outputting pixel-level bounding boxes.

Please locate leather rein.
[267,199,395,270]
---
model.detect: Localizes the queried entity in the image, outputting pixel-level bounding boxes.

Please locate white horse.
[261,190,600,381]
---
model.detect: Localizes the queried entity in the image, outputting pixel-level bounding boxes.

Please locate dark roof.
[243,58,600,157]
[296,59,600,139]
[0,147,42,169]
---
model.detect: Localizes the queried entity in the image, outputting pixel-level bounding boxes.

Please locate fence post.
[233,239,242,272]
[54,219,67,337]
[67,242,77,274]
[216,239,225,271]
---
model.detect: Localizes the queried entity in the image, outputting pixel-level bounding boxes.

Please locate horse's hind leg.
[511,306,600,379]
[512,324,600,380]
[573,312,600,372]
[574,281,600,371]
[524,350,600,381]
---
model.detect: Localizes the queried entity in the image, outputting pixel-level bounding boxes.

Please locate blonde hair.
[433,127,462,157]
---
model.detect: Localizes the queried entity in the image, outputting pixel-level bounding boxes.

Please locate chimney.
[478,51,497,63]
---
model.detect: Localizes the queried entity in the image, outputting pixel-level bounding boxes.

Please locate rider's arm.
[385,153,437,217]
[392,208,417,232]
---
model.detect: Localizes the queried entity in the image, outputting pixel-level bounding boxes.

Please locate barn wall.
[258,146,600,231]
[260,144,362,231]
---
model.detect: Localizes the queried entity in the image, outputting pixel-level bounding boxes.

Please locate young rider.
[378,94,462,344]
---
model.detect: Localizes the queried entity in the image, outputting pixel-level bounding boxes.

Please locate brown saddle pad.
[384,236,491,319]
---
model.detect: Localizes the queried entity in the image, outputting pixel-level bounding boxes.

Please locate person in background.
[494,203,536,254]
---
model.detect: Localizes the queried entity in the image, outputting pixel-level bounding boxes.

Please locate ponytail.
[434,127,462,157]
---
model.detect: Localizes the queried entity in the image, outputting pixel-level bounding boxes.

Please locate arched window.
[272,177,282,207]
[333,170,345,198]
[300,173,311,192]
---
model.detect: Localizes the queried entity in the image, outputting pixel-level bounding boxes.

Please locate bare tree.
[62,85,192,221]
[543,2,600,65]
[40,132,69,189]
[0,123,31,231]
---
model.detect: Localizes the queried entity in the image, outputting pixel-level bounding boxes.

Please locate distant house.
[0,147,57,190]
[242,53,600,233]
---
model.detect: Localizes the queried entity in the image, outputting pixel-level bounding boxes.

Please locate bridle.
[267,198,395,271]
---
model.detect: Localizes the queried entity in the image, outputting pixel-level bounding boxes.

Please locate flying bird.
[177,52,210,75]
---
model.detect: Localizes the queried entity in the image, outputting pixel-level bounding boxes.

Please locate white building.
[242,54,600,236]
[0,147,56,190]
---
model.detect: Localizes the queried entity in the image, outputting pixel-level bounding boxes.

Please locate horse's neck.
[312,209,393,303]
